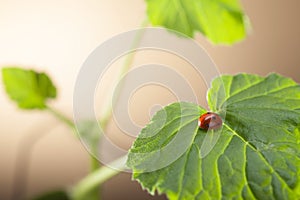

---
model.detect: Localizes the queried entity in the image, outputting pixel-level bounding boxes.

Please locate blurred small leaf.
[146,0,248,44]
[2,67,56,109]
[31,190,70,200]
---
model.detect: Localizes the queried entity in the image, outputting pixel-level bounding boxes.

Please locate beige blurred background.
[0,0,300,200]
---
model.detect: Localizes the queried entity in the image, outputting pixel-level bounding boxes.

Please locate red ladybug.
[198,112,223,130]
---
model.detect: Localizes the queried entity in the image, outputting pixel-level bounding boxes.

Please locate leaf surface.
[127,73,300,199]
[2,67,56,109]
[145,0,248,44]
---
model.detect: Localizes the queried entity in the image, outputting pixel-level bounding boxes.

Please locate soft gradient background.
[0,0,300,200]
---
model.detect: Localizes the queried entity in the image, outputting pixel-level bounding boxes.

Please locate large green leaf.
[127,73,300,199]
[2,67,56,109]
[145,0,248,44]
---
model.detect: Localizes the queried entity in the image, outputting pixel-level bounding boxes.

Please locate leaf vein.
[221,80,297,109]
[224,85,298,108]
[224,124,294,192]
[225,110,295,136]
[242,143,257,199]
[220,77,265,107]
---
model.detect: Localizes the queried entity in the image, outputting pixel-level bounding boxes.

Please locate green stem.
[46,106,75,130]
[90,156,100,171]
[99,18,149,128]
[88,155,101,199]
[72,17,149,200]
[71,155,127,200]
[47,106,102,198]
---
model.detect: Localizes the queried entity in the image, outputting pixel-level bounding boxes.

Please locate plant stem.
[46,106,75,130]
[88,153,101,199]
[71,155,127,200]
[99,18,149,128]
[46,106,102,198]
[47,105,103,198]
[55,18,149,200]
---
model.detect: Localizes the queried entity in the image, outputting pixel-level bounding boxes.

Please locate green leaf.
[145,0,248,44]
[2,67,56,109]
[31,190,70,200]
[127,73,300,199]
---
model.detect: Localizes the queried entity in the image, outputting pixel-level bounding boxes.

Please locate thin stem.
[47,105,103,199]
[72,17,149,200]
[99,18,149,128]
[88,155,101,199]
[71,155,127,200]
[46,106,75,130]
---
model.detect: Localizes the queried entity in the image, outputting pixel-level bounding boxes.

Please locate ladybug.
[198,112,223,130]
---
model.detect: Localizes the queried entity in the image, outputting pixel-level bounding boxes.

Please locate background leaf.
[145,0,248,44]
[127,73,300,199]
[2,67,56,109]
